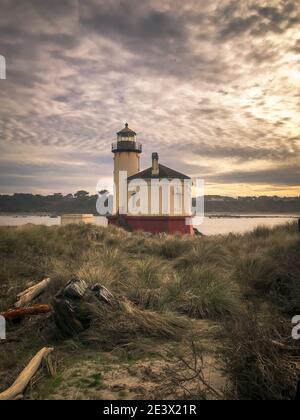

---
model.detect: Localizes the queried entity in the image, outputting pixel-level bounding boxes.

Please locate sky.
[0,0,299,197]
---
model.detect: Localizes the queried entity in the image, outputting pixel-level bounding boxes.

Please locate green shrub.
[152,236,193,259]
[221,309,299,400]
[165,267,241,319]
[234,253,278,295]
[234,235,300,314]
[175,239,233,271]
[122,258,168,309]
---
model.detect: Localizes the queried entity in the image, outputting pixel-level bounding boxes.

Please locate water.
[0,215,62,227]
[196,215,297,235]
[0,214,297,235]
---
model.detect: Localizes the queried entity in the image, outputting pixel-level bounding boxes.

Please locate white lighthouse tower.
[111,123,142,214]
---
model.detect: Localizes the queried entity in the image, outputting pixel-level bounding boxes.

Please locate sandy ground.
[30,320,226,400]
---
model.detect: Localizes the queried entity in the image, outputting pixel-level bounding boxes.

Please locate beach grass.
[0,221,299,399]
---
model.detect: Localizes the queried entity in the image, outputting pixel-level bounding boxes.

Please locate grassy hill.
[0,222,299,400]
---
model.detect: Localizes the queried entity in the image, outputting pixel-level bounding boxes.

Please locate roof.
[117,123,136,136]
[127,164,191,181]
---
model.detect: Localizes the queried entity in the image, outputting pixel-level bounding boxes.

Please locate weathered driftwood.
[90,283,114,305]
[15,278,51,308]
[63,278,88,299]
[0,304,52,320]
[53,278,114,338]
[0,347,54,400]
[53,299,87,337]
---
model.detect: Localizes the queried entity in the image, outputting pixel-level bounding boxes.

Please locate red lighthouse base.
[107,215,194,235]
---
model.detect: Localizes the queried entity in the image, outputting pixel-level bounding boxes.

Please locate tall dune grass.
[0,221,299,399]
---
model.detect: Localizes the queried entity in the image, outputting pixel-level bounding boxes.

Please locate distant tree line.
[0,191,98,214]
[200,195,300,214]
[0,191,299,214]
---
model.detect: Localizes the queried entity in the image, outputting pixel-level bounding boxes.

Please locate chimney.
[152,152,159,176]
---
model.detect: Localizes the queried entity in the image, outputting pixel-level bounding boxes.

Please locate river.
[0,214,297,236]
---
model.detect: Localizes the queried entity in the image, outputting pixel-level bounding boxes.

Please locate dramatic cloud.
[208,164,300,186]
[0,0,299,196]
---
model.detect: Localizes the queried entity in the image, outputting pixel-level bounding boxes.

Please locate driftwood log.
[53,278,114,338]
[15,278,51,308]
[0,347,54,400]
[0,304,52,320]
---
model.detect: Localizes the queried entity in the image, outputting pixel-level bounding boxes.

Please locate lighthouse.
[107,123,194,235]
[111,123,142,214]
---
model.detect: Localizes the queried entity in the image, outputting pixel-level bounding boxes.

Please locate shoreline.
[0,212,298,219]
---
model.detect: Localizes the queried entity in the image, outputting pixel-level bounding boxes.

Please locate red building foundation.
[107,215,194,235]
